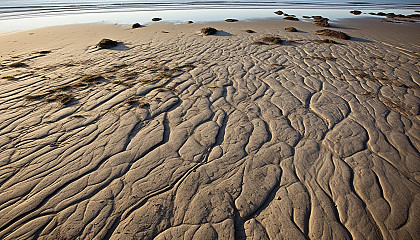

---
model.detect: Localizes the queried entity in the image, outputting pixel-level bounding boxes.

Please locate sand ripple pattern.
[0,24,419,239]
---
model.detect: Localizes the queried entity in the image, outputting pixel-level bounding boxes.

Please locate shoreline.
[1,17,419,53]
[0,15,419,240]
[0,7,419,33]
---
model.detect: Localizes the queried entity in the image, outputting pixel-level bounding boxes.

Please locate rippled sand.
[0,18,419,239]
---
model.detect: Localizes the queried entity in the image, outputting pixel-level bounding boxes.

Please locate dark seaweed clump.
[261,36,282,44]
[312,16,330,27]
[201,27,217,36]
[284,16,299,21]
[97,39,119,49]
[315,29,350,40]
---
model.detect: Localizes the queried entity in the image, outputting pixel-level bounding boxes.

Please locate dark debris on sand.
[46,93,74,105]
[80,75,104,84]
[2,76,15,80]
[97,39,119,49]
[315,29,350,40]
[8,62,28,68]
[38,50,52,54]
[260,36,283,45]
[24,94,46,100]
[350,10,362,15]
[372,12,387,16]
[284,16,299,21]
[225,19,238,22]
[23,74,105,106]
[253,41,267,45]
[244,29,256,33]
[152,18,162,21]
[201,27,217,36]
[285,27,297,32]
[274,10,284,15]
[370,12,420,19]
[132,23,141,28]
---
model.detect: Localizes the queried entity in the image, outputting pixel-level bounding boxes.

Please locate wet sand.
[0,17,419,239]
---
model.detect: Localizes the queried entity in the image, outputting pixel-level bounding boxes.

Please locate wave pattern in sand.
[0,22,419,239]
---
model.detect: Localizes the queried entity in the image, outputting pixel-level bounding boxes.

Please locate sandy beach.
[0,16,419,239]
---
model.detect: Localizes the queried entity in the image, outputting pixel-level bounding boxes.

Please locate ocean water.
[0,0,419,32]
[1,0,419,8]
[1,1,419,17]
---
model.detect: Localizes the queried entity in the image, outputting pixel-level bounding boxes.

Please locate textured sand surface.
[0,18,419,239]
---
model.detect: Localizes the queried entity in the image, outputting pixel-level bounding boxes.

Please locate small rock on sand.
[284,16,299,21]
[201,27,217,36]
[38,50,51,54]
[386,13,396,18]
[315,29,350,40]
[274,10,283,15]
[187,21,194,24]
[369,12,419,19]
[285,27,297,32]
[225,19,238,22]
[244,29,255,33]
[132,23,141,28]
[350,10,362,15]
[152,18,162,21]
[97,39,119,49]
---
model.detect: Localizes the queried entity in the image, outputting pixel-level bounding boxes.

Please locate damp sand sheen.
[0,16,419,239]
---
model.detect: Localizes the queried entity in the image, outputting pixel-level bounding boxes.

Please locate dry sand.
[0,17,419,239]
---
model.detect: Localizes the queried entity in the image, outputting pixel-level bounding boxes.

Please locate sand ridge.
[0,19,419,239]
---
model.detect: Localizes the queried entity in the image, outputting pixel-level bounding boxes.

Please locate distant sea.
[1,0,419,18]
[0,0,419,32]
